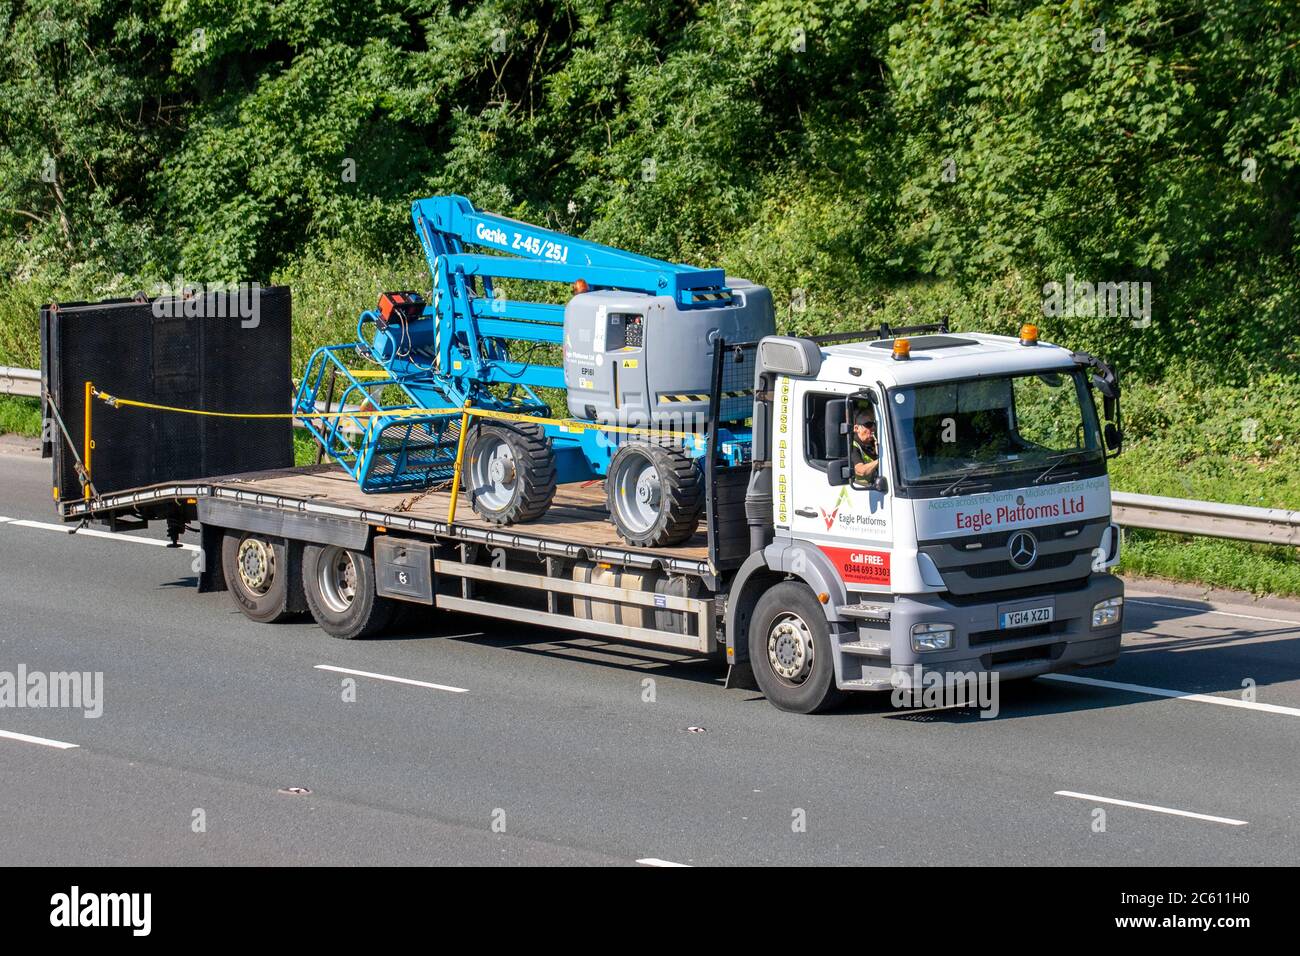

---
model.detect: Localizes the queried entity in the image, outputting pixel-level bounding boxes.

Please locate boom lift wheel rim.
[768,611,815,685]
[317,545,358,614]
[469,431,519,512]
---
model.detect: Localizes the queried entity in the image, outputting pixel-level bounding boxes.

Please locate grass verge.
[0,394,41,437]
[1118,530,1300,597]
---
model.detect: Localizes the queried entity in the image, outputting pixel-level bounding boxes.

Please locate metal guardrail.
[0,365,40,398]
[5,366,1298,546]
[1111,492,1300,547]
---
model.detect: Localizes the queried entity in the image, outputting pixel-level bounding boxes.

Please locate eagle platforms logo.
[819,487,852,530]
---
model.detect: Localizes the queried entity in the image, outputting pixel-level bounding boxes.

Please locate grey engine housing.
[561,278,775,427]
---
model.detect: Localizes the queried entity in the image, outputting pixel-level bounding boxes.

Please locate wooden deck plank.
[213,466,711,558]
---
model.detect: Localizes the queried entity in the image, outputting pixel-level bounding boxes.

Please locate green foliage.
[0,395,41,437]
[3,0,1296,376]
[0,1,173,283]
[292,426,320,467]
[272,238,430,373]
[1110,361,1300,508]
[0,278,50,368]
[1,0,1298,594]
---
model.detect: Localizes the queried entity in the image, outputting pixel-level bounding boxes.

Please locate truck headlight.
[910,622,954,652]
[1091,597,1123,629]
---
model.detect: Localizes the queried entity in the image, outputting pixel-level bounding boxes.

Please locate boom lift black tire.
[221,531,301,624]
[301,543,396,640]
[605,441,704,548]
[464,422,557,525]
[748,582,847,714]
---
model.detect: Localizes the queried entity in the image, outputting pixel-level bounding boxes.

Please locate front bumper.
[833,574,1123,690]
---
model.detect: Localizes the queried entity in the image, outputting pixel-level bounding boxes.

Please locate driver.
[852,410,879,480]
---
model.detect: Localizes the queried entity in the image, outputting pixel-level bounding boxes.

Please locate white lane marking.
[637,858,691,867]
[1,517,199,551]
[0,728,79,750]
[1042,673,1300,718]
[314,665,468,694]
[1055,791,1247,827]
[0,516,13,524]
[1129,598,1300,627]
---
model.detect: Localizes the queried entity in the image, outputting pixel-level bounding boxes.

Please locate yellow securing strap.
[92,388,456,420]
[464,406,702,441]
[90,389,704,440]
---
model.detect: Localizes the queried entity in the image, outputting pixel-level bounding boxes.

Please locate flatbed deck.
[61,464,717,577]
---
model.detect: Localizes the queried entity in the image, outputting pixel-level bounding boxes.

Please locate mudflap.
[725,661,760,690]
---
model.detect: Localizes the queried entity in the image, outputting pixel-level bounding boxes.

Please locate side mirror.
[827,458,849,486]
[852,474,889,494]
[1091,374,1117,400]
[1076,351,1122,458]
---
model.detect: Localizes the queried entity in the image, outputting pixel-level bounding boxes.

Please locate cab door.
[784,378,893,591]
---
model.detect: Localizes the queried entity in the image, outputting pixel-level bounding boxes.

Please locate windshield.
[888,368,1103,488]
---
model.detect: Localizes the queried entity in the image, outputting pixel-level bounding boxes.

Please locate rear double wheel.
[222,531,302,623]
[302,544,396,640]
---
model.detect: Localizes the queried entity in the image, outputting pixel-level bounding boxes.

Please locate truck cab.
[728,326,1125,713]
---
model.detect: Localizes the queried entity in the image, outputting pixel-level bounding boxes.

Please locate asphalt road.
[0,448,1297,866]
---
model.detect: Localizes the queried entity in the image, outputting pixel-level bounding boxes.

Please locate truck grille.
[964,551,1076,578]
[918,518,1107,597]
[985,644,1063,667]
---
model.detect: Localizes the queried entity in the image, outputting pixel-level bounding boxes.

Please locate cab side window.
[804,393,848,473]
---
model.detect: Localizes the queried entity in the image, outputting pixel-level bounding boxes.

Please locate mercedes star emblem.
[1008,530,1038,569]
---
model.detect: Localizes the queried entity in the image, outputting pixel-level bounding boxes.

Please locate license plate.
[999,606,1054,629]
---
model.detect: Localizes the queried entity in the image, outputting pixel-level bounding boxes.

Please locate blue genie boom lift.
[294,195,775,547]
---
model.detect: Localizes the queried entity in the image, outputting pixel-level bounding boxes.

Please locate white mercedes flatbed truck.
[58,325,1125,713]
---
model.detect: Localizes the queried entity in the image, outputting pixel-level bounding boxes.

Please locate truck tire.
[221,531,299,624]
[465,423,557,525]
[302,543,396,639]
[605,441,703,547]
[748,582,847,714]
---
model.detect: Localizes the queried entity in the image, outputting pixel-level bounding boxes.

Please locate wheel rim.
[236,537,275,595]
[317,545,357,614]
[609,450,662,534]
[469,432,517,512]
[768,612,815,685]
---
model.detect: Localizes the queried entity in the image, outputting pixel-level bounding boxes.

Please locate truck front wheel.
[302,544,396,639]
[749,582,846,714]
